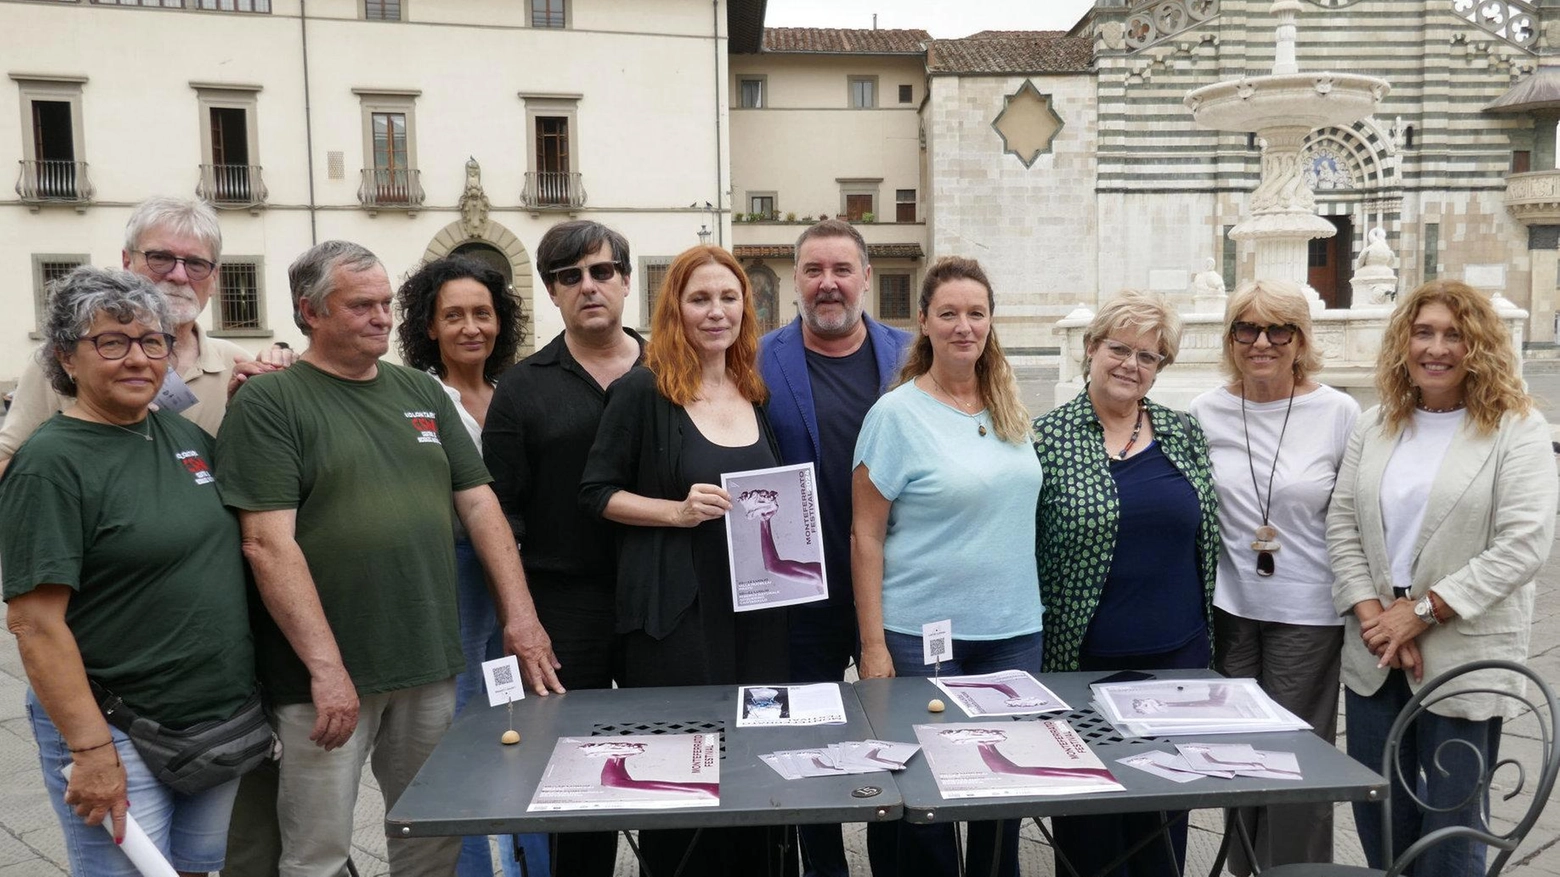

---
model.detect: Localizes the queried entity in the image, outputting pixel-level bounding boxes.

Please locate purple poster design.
[721,462,828,611]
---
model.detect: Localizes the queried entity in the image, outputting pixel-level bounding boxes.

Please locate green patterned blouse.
[1031,390,1221,673]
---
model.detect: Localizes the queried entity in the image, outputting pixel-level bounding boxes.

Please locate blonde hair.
[896,257,1029,443]
[1376,280,1530,436]
[1082,289,1182,370]
[1219,279,1323,382]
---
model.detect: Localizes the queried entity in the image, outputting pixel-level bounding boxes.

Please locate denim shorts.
[26,689,242,876]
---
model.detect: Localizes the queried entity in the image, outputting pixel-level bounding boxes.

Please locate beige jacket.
[0,325,249,462]
[1327,405,1556,720]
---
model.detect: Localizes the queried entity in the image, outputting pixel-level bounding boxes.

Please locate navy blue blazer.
[758,315,912,466]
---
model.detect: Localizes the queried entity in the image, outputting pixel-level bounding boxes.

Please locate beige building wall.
[0,0,732,381]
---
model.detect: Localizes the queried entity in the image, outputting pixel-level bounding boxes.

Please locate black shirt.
[483,329,643,581]
[803,337,879,607]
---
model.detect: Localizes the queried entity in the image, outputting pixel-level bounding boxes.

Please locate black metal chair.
[1263,659,1559,877]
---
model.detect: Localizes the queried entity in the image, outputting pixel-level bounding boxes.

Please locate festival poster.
[914,721,1124,799]
[528,734,720,812]
[721,462,828,611]
[735,683,847,727]
[932,670,1071,717]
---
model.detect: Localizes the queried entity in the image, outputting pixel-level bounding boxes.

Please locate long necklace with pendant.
[1111,401,1145,460]
[1241,381,1295,577]
[930,373,987,437]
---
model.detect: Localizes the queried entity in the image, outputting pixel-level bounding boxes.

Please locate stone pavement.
[0,363,1557,876]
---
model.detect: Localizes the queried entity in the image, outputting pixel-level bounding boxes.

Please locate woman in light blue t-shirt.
[851,256,1041,877]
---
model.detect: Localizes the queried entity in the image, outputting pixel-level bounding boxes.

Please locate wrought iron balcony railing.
[358,167,425,210]
[521,171,586,209]
[197,164,268,208]
[16,159,94,205]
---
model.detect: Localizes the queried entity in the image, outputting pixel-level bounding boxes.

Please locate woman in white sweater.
[1190,279,1359,874]
[1327,279,1555,876]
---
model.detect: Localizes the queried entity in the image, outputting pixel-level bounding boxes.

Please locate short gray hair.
[1082,289,1184,370]
[123,196,223,263]
[288,240,383,334]
[38,267,171,397]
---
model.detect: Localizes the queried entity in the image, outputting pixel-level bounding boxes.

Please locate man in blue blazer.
[757,220,911,877]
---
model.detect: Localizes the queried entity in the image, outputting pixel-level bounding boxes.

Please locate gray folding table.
[855,672,1386,876]
[385,683,903,839]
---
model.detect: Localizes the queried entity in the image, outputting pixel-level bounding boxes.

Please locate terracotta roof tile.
[734,243,925,260]
[926,33,1093,74]
[763,27,931,55]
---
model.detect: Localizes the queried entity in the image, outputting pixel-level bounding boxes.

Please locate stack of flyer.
[762,739,920,780]
[1117,742,1302,783]
[914,720,1124,799]
[528,733,720,811]
[931,670,1070,717]
[1090,678,1311,738]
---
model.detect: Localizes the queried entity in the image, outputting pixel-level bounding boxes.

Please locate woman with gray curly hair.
[1,267,257,876]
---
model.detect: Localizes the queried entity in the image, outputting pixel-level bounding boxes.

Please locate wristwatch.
[1413,595,1441,626]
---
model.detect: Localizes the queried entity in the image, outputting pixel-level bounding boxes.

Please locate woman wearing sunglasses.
[1188,279,1359,874]
[1032,289,1219,877]
[1,268,257,876]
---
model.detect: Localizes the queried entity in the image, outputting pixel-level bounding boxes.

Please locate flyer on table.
[721,462,829,611]
[914,721,1123,799]
[736,683,847,727]
[528,734,720,812]
[932,670,1070,717]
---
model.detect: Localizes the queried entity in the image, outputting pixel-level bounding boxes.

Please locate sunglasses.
[133,250,216,282]
[548,261,622,287]
[1230,322,1298,346]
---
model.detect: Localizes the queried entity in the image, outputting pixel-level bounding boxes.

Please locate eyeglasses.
[1099,339,1166,369]
[548,261,622,287]
[133,250,217,282]
[82,332,175,361]
[1231,322,1298,346]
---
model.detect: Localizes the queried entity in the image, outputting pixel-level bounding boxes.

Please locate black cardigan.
[579,366,781,639]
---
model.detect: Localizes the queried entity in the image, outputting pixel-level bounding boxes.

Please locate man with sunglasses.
[482,219,642,877]
[0,196,290,477]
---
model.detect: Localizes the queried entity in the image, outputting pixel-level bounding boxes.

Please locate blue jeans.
[27,689,242,876]
[867,629,1043,877]
[452,537,550,877]
[1346,670,1502,877]
[789,603,858,877]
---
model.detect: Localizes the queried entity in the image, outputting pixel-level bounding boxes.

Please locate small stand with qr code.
[922,619,952,679]
[481,656,525,744]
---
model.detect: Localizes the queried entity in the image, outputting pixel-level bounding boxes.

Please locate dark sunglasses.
[548,261,622,287]
[133,250,216,281]
[1230,322,1298,346]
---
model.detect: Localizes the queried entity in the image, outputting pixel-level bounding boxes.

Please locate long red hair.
[644,245,767,406]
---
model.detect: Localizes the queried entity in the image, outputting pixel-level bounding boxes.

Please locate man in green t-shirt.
[216,240,563,877]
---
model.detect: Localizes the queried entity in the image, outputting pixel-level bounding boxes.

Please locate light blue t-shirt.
[853,381,1045,639]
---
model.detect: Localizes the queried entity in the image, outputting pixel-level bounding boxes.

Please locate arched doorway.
[422,219,535,354]
[452,241,513,285]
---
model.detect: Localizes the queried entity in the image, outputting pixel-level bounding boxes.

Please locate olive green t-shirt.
[0,412,255,728]
[215,361,490,704]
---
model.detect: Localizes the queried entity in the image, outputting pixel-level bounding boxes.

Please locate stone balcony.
[1505,169,1560,225]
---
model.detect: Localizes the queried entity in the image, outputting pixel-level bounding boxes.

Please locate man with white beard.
[0,196,287,476]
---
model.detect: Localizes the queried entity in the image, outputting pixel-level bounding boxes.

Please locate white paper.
[922,619,952,665]
[736,683,847,727]
[839,739,920,772]
[481,655,525,708]
[1117,752,1207,784]
[1175,742,1265,773]
[529,734,720,811]
[1236,750,1303,781]
[933,670,1070,717]
[1091,678,1311,737]
[62,764,178,877]
[722,463,829,611]
[914,721,1124,799]
[154,369,198,414]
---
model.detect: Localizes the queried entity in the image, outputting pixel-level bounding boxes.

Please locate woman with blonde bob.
[1189,279,1359,874]
[580,244,787,875]
[852,256,1039,877]
[1327,280,1555,876]
[1033,289,1219,877]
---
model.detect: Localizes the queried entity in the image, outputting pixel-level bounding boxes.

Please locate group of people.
[0,196,1550,877]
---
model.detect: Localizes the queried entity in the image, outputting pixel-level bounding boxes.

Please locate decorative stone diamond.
[991,80,1064,169]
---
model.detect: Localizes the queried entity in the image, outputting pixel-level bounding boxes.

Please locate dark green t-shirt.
[214,360,490,704]
[0,411,254,728]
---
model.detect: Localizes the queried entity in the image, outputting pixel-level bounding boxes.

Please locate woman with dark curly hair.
[394,255,526,877]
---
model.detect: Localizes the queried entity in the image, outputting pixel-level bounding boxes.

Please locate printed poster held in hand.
[722,462,828,612]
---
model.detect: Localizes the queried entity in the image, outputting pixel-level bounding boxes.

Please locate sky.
[762,0,1097,37]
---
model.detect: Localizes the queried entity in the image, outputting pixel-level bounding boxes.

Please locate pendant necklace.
[1110,401,1145,460]
[1241,381,1296,577]
[929,373,987,437]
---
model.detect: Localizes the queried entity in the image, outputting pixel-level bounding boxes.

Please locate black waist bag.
[91,681,275,796]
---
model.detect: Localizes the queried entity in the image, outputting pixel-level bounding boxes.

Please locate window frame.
[13,75,87,170]
[209,256,271,337]
[32,253,89,336]
[894,188,916,223]
[520,93,581,184]
[362,0,404,20]
[736,75,767,109]
[640,256,673,330]
[192,83,262,204]
[877,272,913,322]
[848,75,878,109]
[898,83,914,104]
[354,89,420,174]
[838,178,881,221]
[747,191,777,220]
[529,0,568,28]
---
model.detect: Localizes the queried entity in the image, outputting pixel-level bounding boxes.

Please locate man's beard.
[159,280,201,326]
[802,293,861,336]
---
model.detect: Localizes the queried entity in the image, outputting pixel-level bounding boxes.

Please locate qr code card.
[482,655,525,707]
[922,619,952,665]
